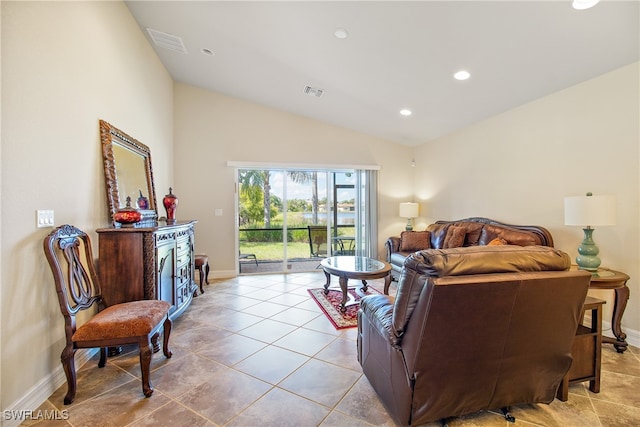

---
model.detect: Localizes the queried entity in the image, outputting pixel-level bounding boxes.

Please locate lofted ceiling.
[125,1,639,146]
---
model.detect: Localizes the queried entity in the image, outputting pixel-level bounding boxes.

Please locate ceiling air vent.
[304,85,324,98]
[146,28,188,54]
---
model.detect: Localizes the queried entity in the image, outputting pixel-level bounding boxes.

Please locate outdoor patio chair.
[239,251,258,272]
[308,225,328,258]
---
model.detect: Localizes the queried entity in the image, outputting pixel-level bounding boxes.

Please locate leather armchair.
[358,245,591,425]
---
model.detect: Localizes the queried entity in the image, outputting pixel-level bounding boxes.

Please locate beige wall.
[413,62,640,338]
[1,1,174,410]
[173,83,414,276]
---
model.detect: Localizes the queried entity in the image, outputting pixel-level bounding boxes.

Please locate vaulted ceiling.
[126,1,639,146]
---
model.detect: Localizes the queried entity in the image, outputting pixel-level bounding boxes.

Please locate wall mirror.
[100,120,157,223]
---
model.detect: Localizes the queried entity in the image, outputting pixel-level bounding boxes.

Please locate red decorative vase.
[163,187,178,223]
[113,196,142,227]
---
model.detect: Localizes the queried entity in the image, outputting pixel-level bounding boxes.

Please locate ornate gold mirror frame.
[100,120,158,223]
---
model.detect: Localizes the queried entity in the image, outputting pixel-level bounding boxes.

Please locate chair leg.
[151,332,160,353]
[98,347,107,368]
[198,267,205,293]
[61,345,77,405]
[162,317,173,359]
[204,262,210,284]
[139,339,154,398]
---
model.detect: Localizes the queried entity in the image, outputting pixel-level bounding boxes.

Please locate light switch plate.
[214,209,223,216]
[37,210,54,228]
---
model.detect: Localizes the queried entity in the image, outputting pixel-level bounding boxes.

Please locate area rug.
[308,286,382,329]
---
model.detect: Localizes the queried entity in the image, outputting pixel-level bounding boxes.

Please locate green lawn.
[239,242,312,260]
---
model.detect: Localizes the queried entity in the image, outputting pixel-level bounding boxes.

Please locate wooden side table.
[557,296,605,401]
[576,267,630,353]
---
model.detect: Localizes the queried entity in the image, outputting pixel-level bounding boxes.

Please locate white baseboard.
[210,270,236,279]
[1,348,98,427]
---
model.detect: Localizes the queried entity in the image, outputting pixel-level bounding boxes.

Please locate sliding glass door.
[236,167,376,274]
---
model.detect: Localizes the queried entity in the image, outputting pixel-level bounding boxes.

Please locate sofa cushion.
[400,231,431,252]
[443,225,466,248]
[411,245,570,277]
[479,224,539,246]
[426,223,450,249]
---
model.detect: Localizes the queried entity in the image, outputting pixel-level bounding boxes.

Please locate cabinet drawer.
[176,283,190,308]
[176,238,191,266]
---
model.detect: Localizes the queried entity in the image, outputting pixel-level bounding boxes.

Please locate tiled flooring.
[30,272,640,426]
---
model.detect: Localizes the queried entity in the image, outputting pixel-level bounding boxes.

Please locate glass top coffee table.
[320,256,392,312]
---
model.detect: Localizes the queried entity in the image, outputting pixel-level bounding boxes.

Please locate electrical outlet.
[214,209,223,216]
[37,210,54,228]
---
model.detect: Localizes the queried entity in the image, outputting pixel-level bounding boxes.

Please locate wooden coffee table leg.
[323,269,331,294]
[339,276,348,312]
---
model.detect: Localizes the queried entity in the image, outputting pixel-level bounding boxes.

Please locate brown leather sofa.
[357,245,591,426]
[386,217,555,281]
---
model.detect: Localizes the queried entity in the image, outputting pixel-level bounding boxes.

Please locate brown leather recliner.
[357,245,591,426]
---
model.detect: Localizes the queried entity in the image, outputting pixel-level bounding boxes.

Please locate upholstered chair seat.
[72,300,171,343]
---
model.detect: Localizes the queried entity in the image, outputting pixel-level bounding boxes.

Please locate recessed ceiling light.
[454,70,471,81]
[400,109,412,116]
[201,48,214,56]
[572,0,600,10]
[334,28,349,39]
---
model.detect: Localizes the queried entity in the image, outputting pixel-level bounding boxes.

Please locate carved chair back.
[43,224,105,340]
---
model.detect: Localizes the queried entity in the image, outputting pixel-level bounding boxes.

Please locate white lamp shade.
[399,202,419,218]
[564,194,616,226]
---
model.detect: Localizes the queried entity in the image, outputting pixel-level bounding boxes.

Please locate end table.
[572,266,630,353]
[557,296,605,401]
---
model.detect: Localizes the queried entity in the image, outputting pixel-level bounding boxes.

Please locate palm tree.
[239,170,272,227]
[288,171,319,224]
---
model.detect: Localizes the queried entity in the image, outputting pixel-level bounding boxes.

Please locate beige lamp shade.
[564,194,616,226]
[399,202,419,219]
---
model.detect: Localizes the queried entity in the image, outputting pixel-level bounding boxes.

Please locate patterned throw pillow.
[399,231,431,252]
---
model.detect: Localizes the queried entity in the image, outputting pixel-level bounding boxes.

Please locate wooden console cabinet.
[97,220,197,320]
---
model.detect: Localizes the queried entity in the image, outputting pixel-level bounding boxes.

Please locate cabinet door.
[156,242,176,313]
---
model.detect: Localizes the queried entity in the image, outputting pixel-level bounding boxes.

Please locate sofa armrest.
[359,294,396,346]
[385,237,402,261]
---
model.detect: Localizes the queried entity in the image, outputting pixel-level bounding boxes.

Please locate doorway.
[236,167,374,274]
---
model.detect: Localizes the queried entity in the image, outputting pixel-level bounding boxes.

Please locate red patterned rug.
[308,286,382,329]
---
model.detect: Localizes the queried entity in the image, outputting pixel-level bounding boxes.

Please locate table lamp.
[399,202,419,231]
[564,192,616,271]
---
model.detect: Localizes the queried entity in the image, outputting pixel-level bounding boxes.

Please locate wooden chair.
[43,224,172,405]
[194,254,209,294]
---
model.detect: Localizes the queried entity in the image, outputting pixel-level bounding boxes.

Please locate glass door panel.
[237,167,369,274]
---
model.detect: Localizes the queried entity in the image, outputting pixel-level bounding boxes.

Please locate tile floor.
[29,272,640,426]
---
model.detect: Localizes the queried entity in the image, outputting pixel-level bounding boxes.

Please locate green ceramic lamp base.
[576,227,601,272]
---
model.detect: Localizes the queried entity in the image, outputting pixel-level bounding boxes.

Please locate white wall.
[1,1,174,412]
[173,83,414,276]
[413,62,640,339]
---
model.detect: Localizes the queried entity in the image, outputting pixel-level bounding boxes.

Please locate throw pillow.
[487,237,508,246]
[400,231,431,252]
[443,225,466,248]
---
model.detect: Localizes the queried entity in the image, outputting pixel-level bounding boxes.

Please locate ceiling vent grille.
[146,28,188,54]
[304,85,324,98]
